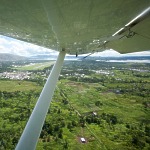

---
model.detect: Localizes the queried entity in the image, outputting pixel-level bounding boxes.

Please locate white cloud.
[123,51,150,56]
[0,35,150,57]
[0,35,57,57]
[91,49,121,57]
[0,37,8,45]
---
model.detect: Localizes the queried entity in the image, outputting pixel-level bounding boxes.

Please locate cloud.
[0,35,57,57]
[123,51,150,56]
[89,49,150,57]
[91,49,121,57]
[0,35,150,57]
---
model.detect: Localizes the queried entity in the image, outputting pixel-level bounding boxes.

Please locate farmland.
[0,60,150,150]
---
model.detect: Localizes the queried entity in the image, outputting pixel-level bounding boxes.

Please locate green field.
[0,80,42,92]
[0,61,150,150]
[14,61,55,70]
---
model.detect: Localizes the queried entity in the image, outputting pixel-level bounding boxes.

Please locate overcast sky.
[0,35,150,57]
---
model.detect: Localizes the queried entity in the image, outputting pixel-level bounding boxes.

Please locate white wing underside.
[0,0,150,54]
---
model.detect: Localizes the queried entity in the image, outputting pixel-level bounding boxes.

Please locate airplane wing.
[1,1,150,149]
[107,7,150,53]
[0,0,150,54]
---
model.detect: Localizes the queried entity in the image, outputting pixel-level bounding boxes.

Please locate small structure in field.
[93,112,97,116]
[80,137,86,143]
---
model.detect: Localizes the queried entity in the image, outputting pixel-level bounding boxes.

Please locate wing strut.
[15,50,66,150]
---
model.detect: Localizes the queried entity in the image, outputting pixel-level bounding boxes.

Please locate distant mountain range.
[0,53,27,61]
[0,53,150,62]
[29,54,150,61]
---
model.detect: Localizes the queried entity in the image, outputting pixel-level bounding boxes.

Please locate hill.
[29,53,150,62]
[0,53,28,61]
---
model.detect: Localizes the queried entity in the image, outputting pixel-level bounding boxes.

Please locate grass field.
[0,80,42,92]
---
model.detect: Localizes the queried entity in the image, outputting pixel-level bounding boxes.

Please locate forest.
[0,60,150,150]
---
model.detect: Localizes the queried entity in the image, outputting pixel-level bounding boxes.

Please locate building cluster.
[0,71,31,80]
[94,69,113,75]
